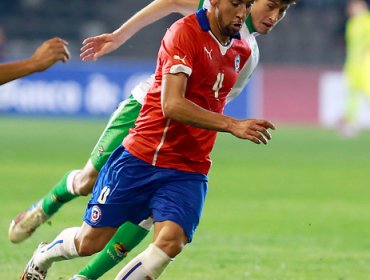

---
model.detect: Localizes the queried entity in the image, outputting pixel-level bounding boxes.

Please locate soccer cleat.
[9,201,49,243]
[70,275,89,280]
[20,243,48,280]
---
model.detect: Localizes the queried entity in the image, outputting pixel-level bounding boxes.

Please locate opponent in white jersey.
[14,1,295,280]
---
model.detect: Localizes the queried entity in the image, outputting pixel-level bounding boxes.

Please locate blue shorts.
[84,145,208,242]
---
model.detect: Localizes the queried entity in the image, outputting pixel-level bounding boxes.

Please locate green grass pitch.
[1,117,370,279]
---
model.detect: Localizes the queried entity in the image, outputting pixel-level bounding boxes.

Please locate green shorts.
[90,95,142,171]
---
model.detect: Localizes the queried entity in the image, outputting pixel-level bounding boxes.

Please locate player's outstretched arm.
[162,73,275,145]
[80,0,199,61]
[0,37,70,85]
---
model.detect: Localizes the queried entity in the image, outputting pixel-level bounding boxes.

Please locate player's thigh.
[90,95,142,171]
[151,172,208,243]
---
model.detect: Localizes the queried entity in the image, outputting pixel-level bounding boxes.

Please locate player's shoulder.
[170,12,200,35]
[164,12,202,46]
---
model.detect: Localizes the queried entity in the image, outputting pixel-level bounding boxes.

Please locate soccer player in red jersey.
[0,37,70,85]
[20,1,276,279]
[11,1,295,279]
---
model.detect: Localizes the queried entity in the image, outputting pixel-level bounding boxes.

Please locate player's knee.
[76,183,93,196]
[73,171,98,196]
[154,236,186,258]
[77,242,99,256]
[76,235,104,256]
[154,221,188,258]
[75,223,115,256]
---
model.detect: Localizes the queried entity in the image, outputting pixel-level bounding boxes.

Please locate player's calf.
[113,221,187,279]
[75,222,117,256]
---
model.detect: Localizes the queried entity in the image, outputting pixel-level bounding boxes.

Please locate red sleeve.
[160,19,197,77]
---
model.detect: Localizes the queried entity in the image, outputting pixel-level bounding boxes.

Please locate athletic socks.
[33,227,80,270]
[114,244,172,280]
[42,170,80,216]
[77,220,152,279]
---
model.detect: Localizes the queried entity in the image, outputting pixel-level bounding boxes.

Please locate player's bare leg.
[75,223,118,256]
[9,160,97,243]
[114,221,187,279]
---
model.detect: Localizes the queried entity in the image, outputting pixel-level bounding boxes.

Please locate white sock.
[138,217,154,231]
[114,244,172,280]
[33,227,80,270]
[66,170,80,195]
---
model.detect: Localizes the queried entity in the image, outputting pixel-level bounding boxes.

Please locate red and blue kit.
[124,8,251,175]
[84,9,251,241]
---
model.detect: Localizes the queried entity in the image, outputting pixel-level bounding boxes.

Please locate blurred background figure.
[340,0,370,136]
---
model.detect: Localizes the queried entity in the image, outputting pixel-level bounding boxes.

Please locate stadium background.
[1,1,370,279]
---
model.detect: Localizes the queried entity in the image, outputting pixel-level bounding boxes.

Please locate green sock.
[42,171,79,216]
[77,221,149,279]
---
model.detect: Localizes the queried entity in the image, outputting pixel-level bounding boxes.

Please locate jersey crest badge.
[91,205,102,224]
[234,54,241,73]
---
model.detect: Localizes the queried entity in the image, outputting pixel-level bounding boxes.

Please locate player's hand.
[80,33,120,62]
[31,37,70,72]
[230,119,275,144]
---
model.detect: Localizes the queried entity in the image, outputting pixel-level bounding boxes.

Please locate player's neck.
[207,11,231,45]
[246,15,256,33]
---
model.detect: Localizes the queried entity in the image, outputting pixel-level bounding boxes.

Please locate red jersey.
[124,9,251,175]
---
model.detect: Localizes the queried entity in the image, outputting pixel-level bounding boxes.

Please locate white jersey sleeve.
[200,0,211,9]
[130,74,155,104]
[227,25,260,104]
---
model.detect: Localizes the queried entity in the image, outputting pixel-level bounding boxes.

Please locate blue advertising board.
[0,60,255,119]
